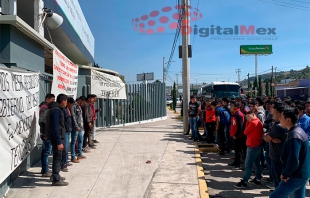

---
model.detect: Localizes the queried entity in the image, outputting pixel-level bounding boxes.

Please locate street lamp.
[163,57,175,84]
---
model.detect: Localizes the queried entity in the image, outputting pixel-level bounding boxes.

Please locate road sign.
[240,45,272,55]
[137,72,154,81]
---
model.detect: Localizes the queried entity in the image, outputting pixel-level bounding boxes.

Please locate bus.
[197,82,240,98]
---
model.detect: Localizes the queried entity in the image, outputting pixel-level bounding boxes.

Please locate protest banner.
[0,68,40,183]
[91,70,127,99]
[51,48,79,98]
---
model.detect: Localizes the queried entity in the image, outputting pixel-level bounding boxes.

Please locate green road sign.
[240,45,272,54]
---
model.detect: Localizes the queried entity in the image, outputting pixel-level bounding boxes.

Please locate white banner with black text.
[91,70,127,99]
[0,68,40,183]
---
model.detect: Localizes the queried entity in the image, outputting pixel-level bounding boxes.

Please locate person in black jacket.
[39,93,55,177]
[45,94,68,186]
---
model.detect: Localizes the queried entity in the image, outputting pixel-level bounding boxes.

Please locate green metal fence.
[77,76,167,127]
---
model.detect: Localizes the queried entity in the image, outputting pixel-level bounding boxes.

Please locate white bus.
[198,82,240,98]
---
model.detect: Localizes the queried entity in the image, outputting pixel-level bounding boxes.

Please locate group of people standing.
[39,93,101,186]
[187,95,310,197]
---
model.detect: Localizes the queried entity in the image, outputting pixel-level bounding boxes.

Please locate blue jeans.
[270,177,308,198]
[270,159,282,188]
[190,117,198,139]
[61,132,71,166]
[40,136,52,174]
[71,129,83,158]
[243,145,262,182]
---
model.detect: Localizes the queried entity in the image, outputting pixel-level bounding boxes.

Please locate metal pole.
[255,54,258,97]
[271,65,274,97]
[163,57,165,83]
[182,0,190,133]
[275,67,277,97]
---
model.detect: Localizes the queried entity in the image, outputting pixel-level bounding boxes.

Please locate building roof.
[0,15,54,50]
[79,65,119,76]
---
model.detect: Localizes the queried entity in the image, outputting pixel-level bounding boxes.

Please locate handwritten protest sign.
[51,48,79,99]
[0,68,40,183]
[91,70,127,99]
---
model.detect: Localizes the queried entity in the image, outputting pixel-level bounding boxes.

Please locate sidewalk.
[6,110,200,198]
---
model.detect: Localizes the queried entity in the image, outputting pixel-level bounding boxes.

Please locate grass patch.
[176,115,183,120]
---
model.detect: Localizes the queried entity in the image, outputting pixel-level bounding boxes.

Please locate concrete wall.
[0,24,48,198]
[0,24,44,71]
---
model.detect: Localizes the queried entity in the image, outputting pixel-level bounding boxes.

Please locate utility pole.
[247,73,250,95]
[275,67,277,97]
[255,54,258,97]
[175,73,179,91]
[182,0,190,133]
[271,65,274,97]
[163,57,165,84]
[236,69,241,83]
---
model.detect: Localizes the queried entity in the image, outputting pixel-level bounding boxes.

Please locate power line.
[271,0,310,9]
[165,0,183,73]
[289,0,310,4]
[258,0,310,11]
[192,0,200,46]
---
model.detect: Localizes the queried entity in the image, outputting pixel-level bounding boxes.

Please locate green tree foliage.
[258,75,262,96]
[119,75,125,83]
[154,80,161,83]
[248,77,251,90]
[253,78,258,89]
[265,79,270,97]
[93,61,100,68]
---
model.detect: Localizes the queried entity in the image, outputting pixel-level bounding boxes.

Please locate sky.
[79,0,310,86]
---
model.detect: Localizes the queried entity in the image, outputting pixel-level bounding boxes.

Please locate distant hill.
[239,65,310,86]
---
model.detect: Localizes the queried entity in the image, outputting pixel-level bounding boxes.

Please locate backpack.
[217,107,230,125]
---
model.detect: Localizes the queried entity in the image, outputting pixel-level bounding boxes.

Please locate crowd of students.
[39,93,101,186]
[187,95,310,197]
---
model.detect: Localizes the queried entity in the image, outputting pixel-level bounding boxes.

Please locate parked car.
[166,98,182,106]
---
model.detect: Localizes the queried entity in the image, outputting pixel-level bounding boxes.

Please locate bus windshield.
[213,85,240,98]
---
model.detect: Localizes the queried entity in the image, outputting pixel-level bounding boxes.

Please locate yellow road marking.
[194,143,209,198]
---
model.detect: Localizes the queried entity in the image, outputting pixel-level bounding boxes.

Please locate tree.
[93,61,100,68]
[172,82,177,112]
[258,75,262,96]
[154,80,161,83]
[253,77,258,95]
[119,75,125,83]
[265,79,270,97]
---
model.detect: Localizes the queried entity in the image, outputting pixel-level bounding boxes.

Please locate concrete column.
[34,0,44,36]
[1,0,17,15]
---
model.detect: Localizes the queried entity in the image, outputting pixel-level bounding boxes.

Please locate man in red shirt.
[234,111,263,188]
[228,101,245,169]
[205,101,217,143]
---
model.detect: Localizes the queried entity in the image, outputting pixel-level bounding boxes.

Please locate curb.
[194,143,209,198]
